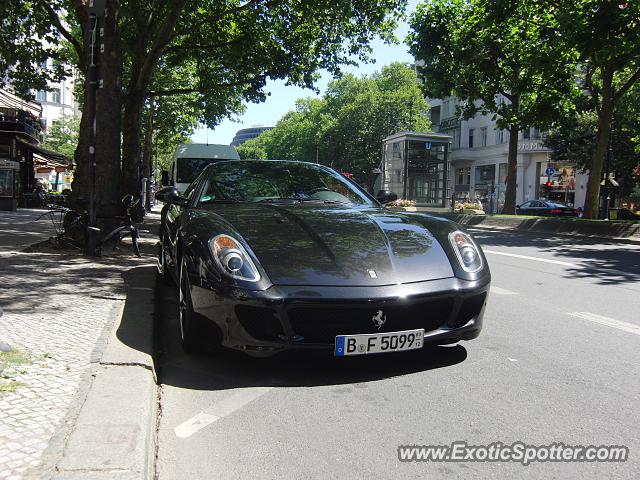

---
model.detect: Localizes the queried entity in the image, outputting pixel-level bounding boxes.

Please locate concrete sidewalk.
[0,209,160,480]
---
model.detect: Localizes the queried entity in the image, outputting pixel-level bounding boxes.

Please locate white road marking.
[568,312,640,337]
[490,286,519,295]
[484,250,577,267]
[174,387,274,439]
[508,358,518,362]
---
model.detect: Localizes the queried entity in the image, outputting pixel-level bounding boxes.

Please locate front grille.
[235,305,284,341]
[449,292,487,328]
[288,297,454,344]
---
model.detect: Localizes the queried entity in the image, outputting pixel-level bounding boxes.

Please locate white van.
[167,144,240,193]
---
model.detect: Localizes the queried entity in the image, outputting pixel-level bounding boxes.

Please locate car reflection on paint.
[156,160,490,358]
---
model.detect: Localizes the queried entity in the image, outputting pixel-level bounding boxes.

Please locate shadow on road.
[471,229,640,285]
[155,285,468,392]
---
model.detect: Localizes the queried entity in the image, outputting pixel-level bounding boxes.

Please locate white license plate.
[334,329,424,356]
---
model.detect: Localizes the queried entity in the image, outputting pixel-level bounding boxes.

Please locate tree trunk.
[121,89,146,196]
[501,96,521,214]
[583,72,614,219]
[70,0,122,218]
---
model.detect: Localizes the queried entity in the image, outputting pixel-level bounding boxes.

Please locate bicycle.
[38,195,143,257]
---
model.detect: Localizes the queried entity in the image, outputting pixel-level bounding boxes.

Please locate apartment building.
[428,96,587,212]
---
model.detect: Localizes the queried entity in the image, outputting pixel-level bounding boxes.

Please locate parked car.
[615,208,640,220]
[516,200,579,217]
[156,160,490,357]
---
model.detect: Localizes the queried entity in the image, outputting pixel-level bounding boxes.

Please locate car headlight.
[449,231,483,273]
[209,234,261,282]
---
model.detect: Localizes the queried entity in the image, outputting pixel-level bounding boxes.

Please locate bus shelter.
[380,132,452,208]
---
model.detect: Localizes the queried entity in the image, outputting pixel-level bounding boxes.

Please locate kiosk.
[380,132,452,208]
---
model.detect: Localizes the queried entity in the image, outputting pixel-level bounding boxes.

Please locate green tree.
[408,0,579,214]
[545,79,640,199]
[41,113,81,158]
[554,1,640,218]
[238,62,430,188]
[3,0,407,215]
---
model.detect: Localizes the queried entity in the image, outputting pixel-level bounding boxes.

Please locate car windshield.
[197,160,373,206]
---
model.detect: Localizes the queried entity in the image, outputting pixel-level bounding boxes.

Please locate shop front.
[0,159,20,211]
[537,162,577,206]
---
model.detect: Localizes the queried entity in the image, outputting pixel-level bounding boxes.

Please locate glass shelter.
[381,132,452,208]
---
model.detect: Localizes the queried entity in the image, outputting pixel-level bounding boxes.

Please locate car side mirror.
[155,186,188,207]
[376,190,398,204]
[161,170,171,186]
[516,204,520,209]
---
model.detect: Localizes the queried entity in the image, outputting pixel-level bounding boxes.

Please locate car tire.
[179,256,207,354]
[158,232,175,285]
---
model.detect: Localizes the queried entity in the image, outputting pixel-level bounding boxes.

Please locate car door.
[517,201,534,214]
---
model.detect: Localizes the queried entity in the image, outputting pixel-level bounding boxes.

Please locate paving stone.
[0,209,159,479]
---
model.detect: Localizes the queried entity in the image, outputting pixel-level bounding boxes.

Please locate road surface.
[154,229,640,479]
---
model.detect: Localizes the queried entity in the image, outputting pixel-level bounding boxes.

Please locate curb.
[41,266,159,480]
[461,223,640,246]
[419,211,640,246]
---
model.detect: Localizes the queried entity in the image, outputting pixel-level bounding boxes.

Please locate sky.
[190,1,420,146]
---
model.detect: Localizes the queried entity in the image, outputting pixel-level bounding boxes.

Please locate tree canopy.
[408,0,579,214]
[41,113,80,159]
[1,0,408,213]
[237,62,431,187]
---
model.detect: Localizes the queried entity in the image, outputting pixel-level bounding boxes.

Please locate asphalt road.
[154,229,640,480]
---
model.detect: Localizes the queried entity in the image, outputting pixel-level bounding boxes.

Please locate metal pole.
[85,11,100,256]
[144,96,154,211]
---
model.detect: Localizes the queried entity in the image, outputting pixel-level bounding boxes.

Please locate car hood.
[199,204,455,286]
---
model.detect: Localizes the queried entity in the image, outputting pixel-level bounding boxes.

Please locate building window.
[480,127,487,147]
[532,127,541,139]
[468,128,474,148]
[36,90,47,102]
[522,128,530,140]
[495,129,505,144]
[51,88,61,104]
[456,167,471,185]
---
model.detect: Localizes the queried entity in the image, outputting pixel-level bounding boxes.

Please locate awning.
[0,89,42,118]
[16,138,73,169]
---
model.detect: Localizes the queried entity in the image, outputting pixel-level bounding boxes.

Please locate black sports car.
[156,160,490,357]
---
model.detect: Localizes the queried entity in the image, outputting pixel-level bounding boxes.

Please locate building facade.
[428,96,587,212]
[230,126,273,147]
[0,89,71,210]
[33,59,80,129]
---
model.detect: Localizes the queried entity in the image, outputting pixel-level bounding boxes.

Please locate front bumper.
[190,275,490,357]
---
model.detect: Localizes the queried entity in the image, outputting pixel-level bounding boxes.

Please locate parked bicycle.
[38,194,143,257]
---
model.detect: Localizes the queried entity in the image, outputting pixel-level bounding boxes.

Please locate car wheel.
[179,256,206,354]
[158,232,175,285]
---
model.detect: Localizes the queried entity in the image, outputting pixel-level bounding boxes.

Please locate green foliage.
[0,0,70,96]
[237,63,430,185]
[408,0,579,129]
[408,0,580,213]
[41,113,80,158]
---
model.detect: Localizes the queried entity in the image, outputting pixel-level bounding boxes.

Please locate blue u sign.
[545,167,555,176]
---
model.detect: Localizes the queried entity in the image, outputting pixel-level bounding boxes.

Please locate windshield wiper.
[300,199,349,205]
[256,197,303,203]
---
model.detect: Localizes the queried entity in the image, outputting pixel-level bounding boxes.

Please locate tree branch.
[165,38,244,53]
[614,66,640,103]
[134,0,188,93]
[42,2,84,67]
[148,80,250,97]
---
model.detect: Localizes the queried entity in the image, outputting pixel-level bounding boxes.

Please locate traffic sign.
[545,167,555,176]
